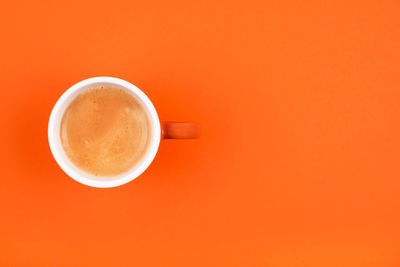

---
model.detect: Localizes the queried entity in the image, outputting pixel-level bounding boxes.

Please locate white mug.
[48,77,196,188]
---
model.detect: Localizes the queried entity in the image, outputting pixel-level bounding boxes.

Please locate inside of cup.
[48,78,160,187]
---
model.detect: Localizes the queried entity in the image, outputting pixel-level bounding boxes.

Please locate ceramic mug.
[48,77,196,188]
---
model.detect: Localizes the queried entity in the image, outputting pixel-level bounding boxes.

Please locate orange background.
[1,0,400,266]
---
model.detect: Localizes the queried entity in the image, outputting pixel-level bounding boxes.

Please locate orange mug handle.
[162,122,197,139]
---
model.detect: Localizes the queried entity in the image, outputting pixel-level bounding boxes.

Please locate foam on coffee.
[60,87,151,176]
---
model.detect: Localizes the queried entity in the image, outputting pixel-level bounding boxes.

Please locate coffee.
[60,87,151,176]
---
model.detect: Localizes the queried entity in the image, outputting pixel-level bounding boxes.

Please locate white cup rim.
[48,77,161,188]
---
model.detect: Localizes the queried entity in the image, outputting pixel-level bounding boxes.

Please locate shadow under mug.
[48,76,196,188]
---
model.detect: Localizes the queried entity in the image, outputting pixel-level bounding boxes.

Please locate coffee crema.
[60,87,151,176]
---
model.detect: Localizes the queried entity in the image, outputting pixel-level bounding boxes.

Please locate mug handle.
[162,122,197,139]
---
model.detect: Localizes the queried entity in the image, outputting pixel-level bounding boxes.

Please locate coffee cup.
[48,77,196,188]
